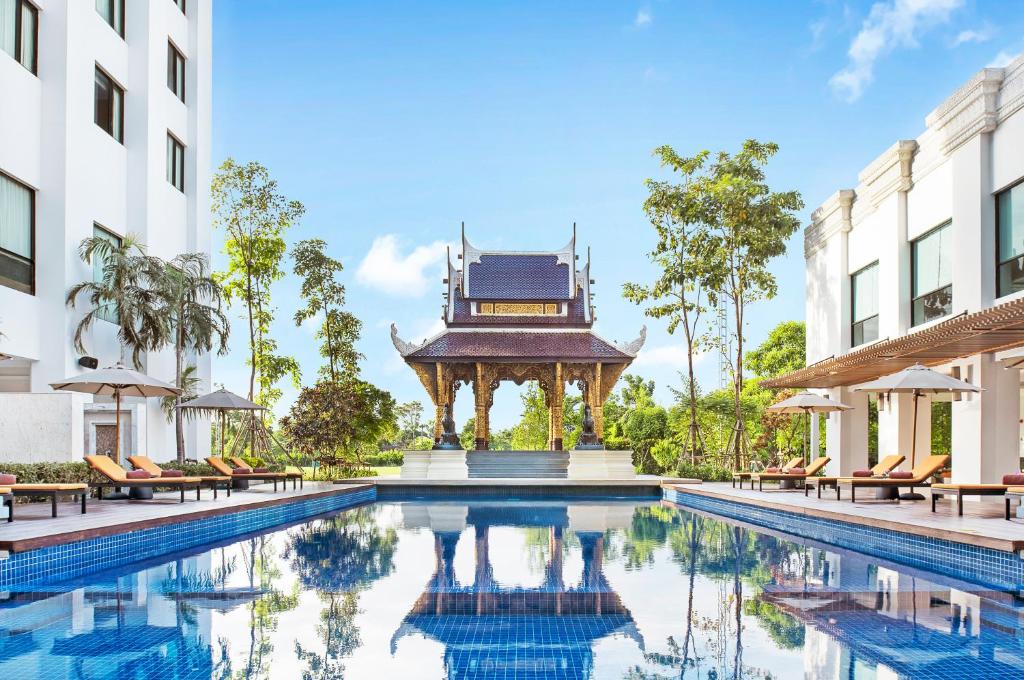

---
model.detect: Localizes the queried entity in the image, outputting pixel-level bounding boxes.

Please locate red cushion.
[764,467,780,473]
[852,469,873,477]
[0,474,16,485]
[786,467,806,475]
[889,471,914,479]
[161,470,184,478]
[1002,473,1024,485]
[253,467,270,473]
[126,470,152,479]
[232,468,253,475]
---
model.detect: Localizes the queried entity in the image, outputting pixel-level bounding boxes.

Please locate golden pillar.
[473,362,489,450]
[433,362,445,442]
[548,362,564,450]
[591,362,604,442]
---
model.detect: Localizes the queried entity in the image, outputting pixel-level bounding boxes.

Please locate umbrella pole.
[220,411,226,458]
[114,389,121,463]
[901,391,925,501]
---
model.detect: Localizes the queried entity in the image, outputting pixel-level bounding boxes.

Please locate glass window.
[997,181,1024,297]
[167,42,185,102]
[95,0,124,38]
[92,224,122,324]
[851,261,879,347]
[167,134,184,192]
[95,66,124,143]
[0,171,34,294]
[911,222,953,326]
[1,0,38,74]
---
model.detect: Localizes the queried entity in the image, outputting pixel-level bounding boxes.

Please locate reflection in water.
[0,500,1022,679]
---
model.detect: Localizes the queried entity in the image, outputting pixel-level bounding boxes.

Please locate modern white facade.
[803,55,1024,483]
[0,0,213,463]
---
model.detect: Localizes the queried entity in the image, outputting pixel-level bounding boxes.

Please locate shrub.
[363,451,404,467]
[675,460,733,482]
[0,461,91,486]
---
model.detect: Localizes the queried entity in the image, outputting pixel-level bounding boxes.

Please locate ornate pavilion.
[391,228,645,450]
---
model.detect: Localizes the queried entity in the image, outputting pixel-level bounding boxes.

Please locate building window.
[911,221,952,326]
[0,171,34,295]
[167,133,184,192]
[94,66,124,143]
[997,179,1024,297]
[95,0,125,38]
[0,0,38,74]
[92,224,122,324]
[167,41,185,102]
[851,261,879,347]
[172,0,185,15]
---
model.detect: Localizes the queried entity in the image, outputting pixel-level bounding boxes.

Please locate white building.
[768,55,1024,483]
[0,0,213,463]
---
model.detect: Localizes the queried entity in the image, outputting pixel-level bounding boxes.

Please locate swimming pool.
[0,497,1021,679]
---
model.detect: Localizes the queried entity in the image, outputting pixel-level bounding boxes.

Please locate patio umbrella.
[767,392,852,461]
[855,363,981,499]
[50,363,180,463]
[177,388,265,457]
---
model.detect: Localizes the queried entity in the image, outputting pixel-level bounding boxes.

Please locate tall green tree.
[292,238,362,382]
[212,159,304,412]
[161,253,230,462]
[66,234,170,368]
[625,144,716,466]
[695,140,803,468]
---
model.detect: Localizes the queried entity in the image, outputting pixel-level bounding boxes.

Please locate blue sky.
[211,0,1023,429]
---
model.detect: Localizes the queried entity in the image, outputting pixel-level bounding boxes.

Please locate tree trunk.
[731,278,745,470]
[320,283,337,382]
[175,313,185,463]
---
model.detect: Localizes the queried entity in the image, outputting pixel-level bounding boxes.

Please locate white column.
[825,387,868,476]
[877,393,931,469]
[809,412,820,459]
[950,129,996,312]
[952,354,1019,483]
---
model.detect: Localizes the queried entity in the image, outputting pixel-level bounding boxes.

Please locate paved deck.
[0,482,372,553]
[666,482,1024,554]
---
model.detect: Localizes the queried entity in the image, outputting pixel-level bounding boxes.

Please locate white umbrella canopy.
[854,363,980,495]
[51,363,181,462]
[767,392,853,414]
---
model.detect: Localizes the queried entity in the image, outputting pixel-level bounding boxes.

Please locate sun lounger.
[206,457,286,491]
[1005,487,1024,520]
[229,456,303,489]
[751,457,831,491]
[85,455,202,502]
[128,456,232,499]
[804,454,906,498]
[836,454,949,502]
[733,456,804,489]
[930,483,1012,516]
[1,488,11,522]
[5,484,90,516]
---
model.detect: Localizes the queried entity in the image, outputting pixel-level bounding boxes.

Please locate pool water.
[1,497,1022,679]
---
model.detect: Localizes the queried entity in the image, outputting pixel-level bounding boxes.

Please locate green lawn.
[371,466,401,477]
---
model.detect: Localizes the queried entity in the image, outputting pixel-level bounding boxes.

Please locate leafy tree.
[212,158,304,411]
[625,145,717,466]
[621,403,669,473]
[395,401,428,448]
[281,379,397,470]
[509,382,550,450]
[747,321,805,379]
[292,238,362,382]
[66,234,170,368]
[693,140,804,468]
[161,252,230,461]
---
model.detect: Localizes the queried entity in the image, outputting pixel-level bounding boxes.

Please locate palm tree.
[66,234,170,369]
[161,253,229,462]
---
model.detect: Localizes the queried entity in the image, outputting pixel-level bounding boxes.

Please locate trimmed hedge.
[0,462,91,486]
[364,451,404,467]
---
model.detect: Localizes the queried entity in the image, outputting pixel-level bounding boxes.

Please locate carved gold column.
[549,362,564,450]
[434,362,445,442]
[473,362,489,450]
[591,362,604,442]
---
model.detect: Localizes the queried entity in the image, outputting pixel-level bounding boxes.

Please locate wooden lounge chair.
[229,456,303,490]
[85,455,202,502]
[930,481,1013,516]
[751,457,831,491]
[1005,487,1024,520]
[206,457,286,491]
[836,454,949,502]
[733,457,804,489]
[1,488,11,522]
[128,456,232,499]
[804,454,906,498]
[4,483,90,517]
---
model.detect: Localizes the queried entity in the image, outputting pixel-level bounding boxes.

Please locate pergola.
[764,296,1024,389]
[391,229,645,450]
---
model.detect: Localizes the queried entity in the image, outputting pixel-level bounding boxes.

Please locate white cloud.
[633,344,706,370]
[988,50,1021,68]
[300,311,323,336]
[830,0,963,102]
[951,26,993,47]
[356,235,449,297]
[634,8,651,27]
[809,18,829,52]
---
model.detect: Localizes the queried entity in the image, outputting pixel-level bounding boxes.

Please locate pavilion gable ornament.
[390,323,425,357]
[615,326,647,357]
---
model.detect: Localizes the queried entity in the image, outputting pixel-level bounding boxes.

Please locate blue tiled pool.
[1,496,1022,679]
